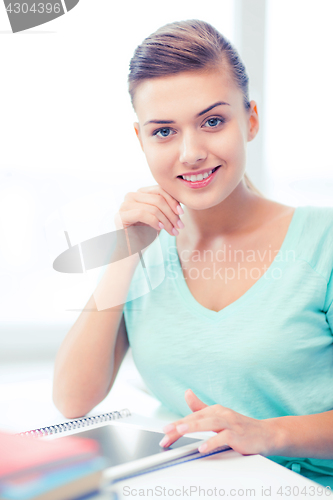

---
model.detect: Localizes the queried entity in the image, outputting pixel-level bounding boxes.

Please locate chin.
[180,195,227,211]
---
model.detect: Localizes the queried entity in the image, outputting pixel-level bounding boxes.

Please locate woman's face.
[133,68,259,210]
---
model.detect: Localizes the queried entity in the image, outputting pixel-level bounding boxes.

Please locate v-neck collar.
[164,206,303,322]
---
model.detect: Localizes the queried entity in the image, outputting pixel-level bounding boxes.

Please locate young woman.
[53,20,333,488]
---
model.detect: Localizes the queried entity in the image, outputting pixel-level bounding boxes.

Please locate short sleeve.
[317,208,333,334]
[325,267,333,334]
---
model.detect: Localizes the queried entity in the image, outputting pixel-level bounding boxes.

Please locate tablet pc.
[58,423,205,482]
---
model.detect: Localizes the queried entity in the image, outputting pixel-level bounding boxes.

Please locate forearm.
[53,298,121,417]
[53,253,139,418]
[267,410,333,459]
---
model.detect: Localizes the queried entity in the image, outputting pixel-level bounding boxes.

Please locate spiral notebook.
[19,409,132,438]
[19,409,230,483]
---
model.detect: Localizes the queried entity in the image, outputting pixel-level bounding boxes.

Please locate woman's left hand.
[159,389,277,457]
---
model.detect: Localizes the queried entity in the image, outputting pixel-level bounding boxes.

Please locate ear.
[134,122,144,151]
[247,101,259,142]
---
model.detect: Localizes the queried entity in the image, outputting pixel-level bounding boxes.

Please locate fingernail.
[163,423,175,433]
[177,205,184,215]
[158,222,164,229]
[172,228,179,236]
[177,219,185,229]
[159,436,170,448]
[198,443,208,453]
[176,424,188,434]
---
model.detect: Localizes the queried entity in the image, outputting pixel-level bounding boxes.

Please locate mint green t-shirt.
[123,205,333,488]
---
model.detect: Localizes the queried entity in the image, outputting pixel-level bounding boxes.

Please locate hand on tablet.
[159,389,277,457]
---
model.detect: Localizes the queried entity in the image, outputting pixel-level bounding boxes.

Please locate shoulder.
[298,204,333,228]
[297,205,333,247]
[262,202,333,281]
[294,205,333,281]
[267,201,333,239]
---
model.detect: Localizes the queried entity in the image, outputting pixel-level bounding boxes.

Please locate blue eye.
[204,117,224,128]
[153,127,173,138]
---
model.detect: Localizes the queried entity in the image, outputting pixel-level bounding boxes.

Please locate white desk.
[109,452,333,500]
[0,354,332,500]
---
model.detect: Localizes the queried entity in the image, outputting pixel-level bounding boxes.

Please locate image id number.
[6,3,61,14]
[271,485,332,496]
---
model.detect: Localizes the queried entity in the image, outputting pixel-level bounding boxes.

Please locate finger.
[119,205,165,233]
[162,405,209,435]
[114,211,124,230]
[133,193,183,236]
[198,431,230,454]
[134,192,183,228]
[184,389,208,412]
[137,185,183,216]
[134,203,178,236]
[120,197,176,235]
[176,416,226,435]
[160,414,223,448]
[162,403,220,436]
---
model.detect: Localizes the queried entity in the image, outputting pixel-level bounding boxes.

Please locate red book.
[0,431,100,479]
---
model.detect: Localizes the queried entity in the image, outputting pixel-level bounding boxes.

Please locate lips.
[177,165,221,189]
[177,166,221,180]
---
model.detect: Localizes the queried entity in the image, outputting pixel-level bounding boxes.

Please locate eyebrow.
[143,101,230,126]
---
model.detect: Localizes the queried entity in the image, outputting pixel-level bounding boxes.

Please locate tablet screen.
[61,424,200,467]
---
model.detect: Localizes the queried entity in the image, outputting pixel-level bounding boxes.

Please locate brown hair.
[128,19,264,198]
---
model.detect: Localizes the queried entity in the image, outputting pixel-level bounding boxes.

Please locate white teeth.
[182,169,214,182]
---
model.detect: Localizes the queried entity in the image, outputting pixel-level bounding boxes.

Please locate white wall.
[264,0,333,206]
[0,0,235,359]
[2,0,332,360]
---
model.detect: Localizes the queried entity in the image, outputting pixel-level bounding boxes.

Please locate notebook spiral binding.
[19,408,131,438]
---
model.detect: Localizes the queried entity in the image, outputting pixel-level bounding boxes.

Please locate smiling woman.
[131,69,260,217]
[128,20,262,199]
[53,19,333,490]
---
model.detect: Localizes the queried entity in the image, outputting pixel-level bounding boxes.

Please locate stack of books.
[0,431,106,500]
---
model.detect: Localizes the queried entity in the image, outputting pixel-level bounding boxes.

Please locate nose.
[179,130,207,165]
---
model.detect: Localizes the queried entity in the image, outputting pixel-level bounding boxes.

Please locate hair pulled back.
[128,19,263,197]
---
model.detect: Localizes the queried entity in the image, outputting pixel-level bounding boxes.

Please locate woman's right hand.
[114,185,184,251]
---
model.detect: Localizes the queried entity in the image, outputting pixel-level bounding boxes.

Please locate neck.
[181,180,263,244]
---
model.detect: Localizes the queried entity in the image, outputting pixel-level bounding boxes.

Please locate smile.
[177,166,221,189]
